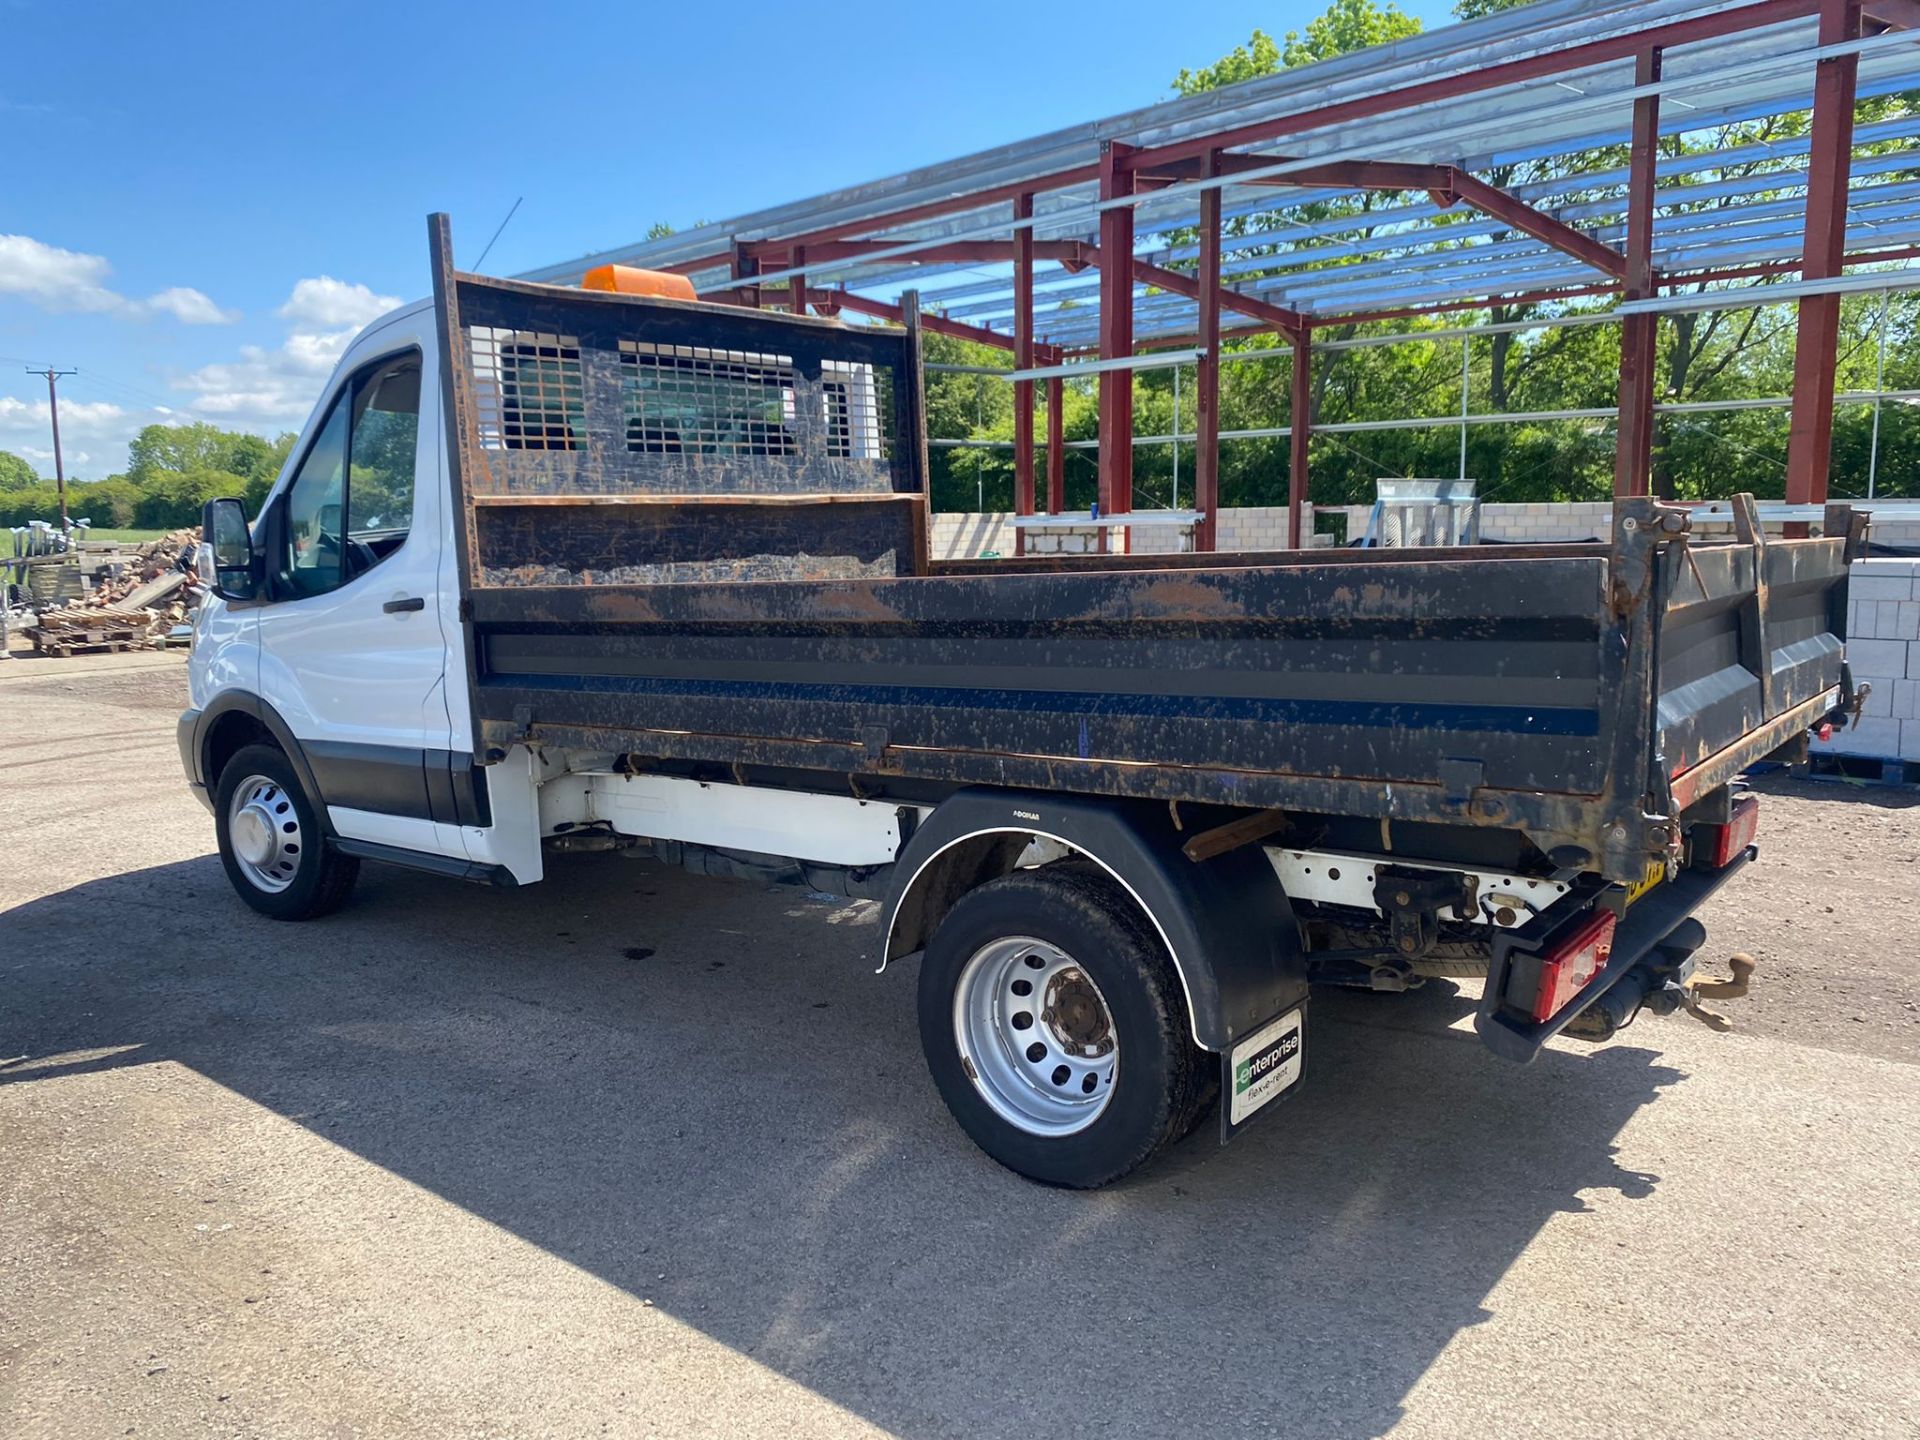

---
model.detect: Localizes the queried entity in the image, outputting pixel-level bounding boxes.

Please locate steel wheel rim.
[227,774,303,893]
[953,935,1118,1137]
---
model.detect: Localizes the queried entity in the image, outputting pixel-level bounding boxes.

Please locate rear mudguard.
[881,788,1308,1052]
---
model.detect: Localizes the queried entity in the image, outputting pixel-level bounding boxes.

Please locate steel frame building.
[525,0,1920,550]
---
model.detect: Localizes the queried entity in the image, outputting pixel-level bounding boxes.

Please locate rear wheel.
[214,743,358,920]
[1409,942,1493,979]
[917,865,1214,1187]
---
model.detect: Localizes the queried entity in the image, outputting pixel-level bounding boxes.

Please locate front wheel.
[214,743,359,920]
[917,865,1215,1187]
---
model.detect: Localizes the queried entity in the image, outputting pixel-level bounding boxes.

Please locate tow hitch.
[1476,846,1757,1063]
[1561,918,1758,1042]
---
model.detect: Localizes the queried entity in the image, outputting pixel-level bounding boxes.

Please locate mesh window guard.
[620,341,799,456]
[468,327,585,451]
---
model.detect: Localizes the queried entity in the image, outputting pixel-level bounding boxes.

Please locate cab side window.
[277,351,421,600]
[281,400,348,599]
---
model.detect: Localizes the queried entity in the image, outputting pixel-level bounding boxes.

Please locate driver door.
[256,344,462,857]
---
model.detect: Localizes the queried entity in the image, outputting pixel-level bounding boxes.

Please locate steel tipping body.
[432,255,1859,894]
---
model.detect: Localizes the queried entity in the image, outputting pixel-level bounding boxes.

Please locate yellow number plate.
[1626,859,1665,906]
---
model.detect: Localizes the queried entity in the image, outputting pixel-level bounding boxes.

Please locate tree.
[127,422,281,490]
[131,468,248,529]
[0,486,65,527]
[0,450,38,491]
[1172,30,1281,96]
[1280,0,1421,67]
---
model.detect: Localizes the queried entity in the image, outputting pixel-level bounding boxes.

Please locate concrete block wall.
[928,512,1014,561]
[938,503,1919,556]
[1327,502,1920,550]
[1333,502,1613,544]
[927,507,1319,560]
[1819,557,1920,762]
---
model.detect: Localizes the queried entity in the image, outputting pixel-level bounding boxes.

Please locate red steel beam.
[1013,194,1037,554]
[754,239,1099,269]
[1863,0,1920,26]
[1047,376,1066,514]
[1129,255,1306,335]
[1195,153,1223,553]
[1615,47,1663,498]
[768,164,1104,251]
[637,3,1816,292]
[824,289,1019,351]
[1122,0,1820,173]
[1142,151,1622,278]
[1136,153,1456,193]
[1668,242,1920,286]
[1288,331,1311,549]
[731,242,762,309]
[1098,141,1136,546]
[1315,233,1920,330]
[790,244,807,316]
[1784,0,1861,510]
[660,252,732,278]
[1442,171,1627,279]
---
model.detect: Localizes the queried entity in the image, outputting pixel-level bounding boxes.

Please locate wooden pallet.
[29,626,147,658]
[1805,752,1920,788]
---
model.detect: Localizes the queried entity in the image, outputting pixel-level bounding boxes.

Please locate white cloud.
[175,275,403,430]
[277,275,401,330]
[145,286,240,325]
[0,234,238,324]
[0,271,403,478]
[0,395,127,428]
[0,234,124,313]
[0,394,135,478]
[176,333,351,426]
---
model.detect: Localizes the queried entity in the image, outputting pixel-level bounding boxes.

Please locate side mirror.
[202,497,260,602]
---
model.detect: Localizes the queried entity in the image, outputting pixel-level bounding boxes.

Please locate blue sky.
[0,0,1460,478]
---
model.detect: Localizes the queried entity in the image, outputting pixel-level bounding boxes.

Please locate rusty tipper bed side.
[428,229,1861,891]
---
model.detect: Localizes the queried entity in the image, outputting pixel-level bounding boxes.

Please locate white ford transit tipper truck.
[179,216,1862,1185]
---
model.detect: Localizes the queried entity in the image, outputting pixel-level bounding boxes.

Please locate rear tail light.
[1530,910,1617,1022]
[1699,794,1760,869]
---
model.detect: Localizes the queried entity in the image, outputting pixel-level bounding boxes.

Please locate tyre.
[1409,942,1493,979]
[917,864,1214,1188]
[213,743,359,921]
[1311,920,1490,980]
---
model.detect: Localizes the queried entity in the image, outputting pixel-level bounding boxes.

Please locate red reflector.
[1531,910,1617,1023]
[1704,794,1760,869]
[1817,722,1834,742]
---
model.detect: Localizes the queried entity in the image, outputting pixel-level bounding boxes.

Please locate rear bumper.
[1476,847,1754,1062]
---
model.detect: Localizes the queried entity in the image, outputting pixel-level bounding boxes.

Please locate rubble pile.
[25,527,203,656]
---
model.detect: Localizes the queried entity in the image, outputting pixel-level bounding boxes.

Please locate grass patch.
[75,528,174,545]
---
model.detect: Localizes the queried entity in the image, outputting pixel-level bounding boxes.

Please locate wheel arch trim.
[880,789,1308,1053]
[193,692,332,837]
[884,824,1196,1038]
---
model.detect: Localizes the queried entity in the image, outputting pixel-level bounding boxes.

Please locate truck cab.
[184,301,537,885]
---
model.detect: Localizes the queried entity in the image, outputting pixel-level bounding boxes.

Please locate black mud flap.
[1220,1000,1308,1143]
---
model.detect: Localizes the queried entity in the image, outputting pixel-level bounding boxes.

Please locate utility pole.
[27,365,78,534]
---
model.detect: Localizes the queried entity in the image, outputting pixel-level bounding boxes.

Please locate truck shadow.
[2,852,1682,1440]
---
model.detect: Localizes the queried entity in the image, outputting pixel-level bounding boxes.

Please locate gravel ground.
[2,654,1916,1440]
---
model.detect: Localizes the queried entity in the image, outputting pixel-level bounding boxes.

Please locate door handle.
[383,596,426,614]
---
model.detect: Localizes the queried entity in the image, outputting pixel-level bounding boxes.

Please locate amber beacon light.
[581,264,698,300]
